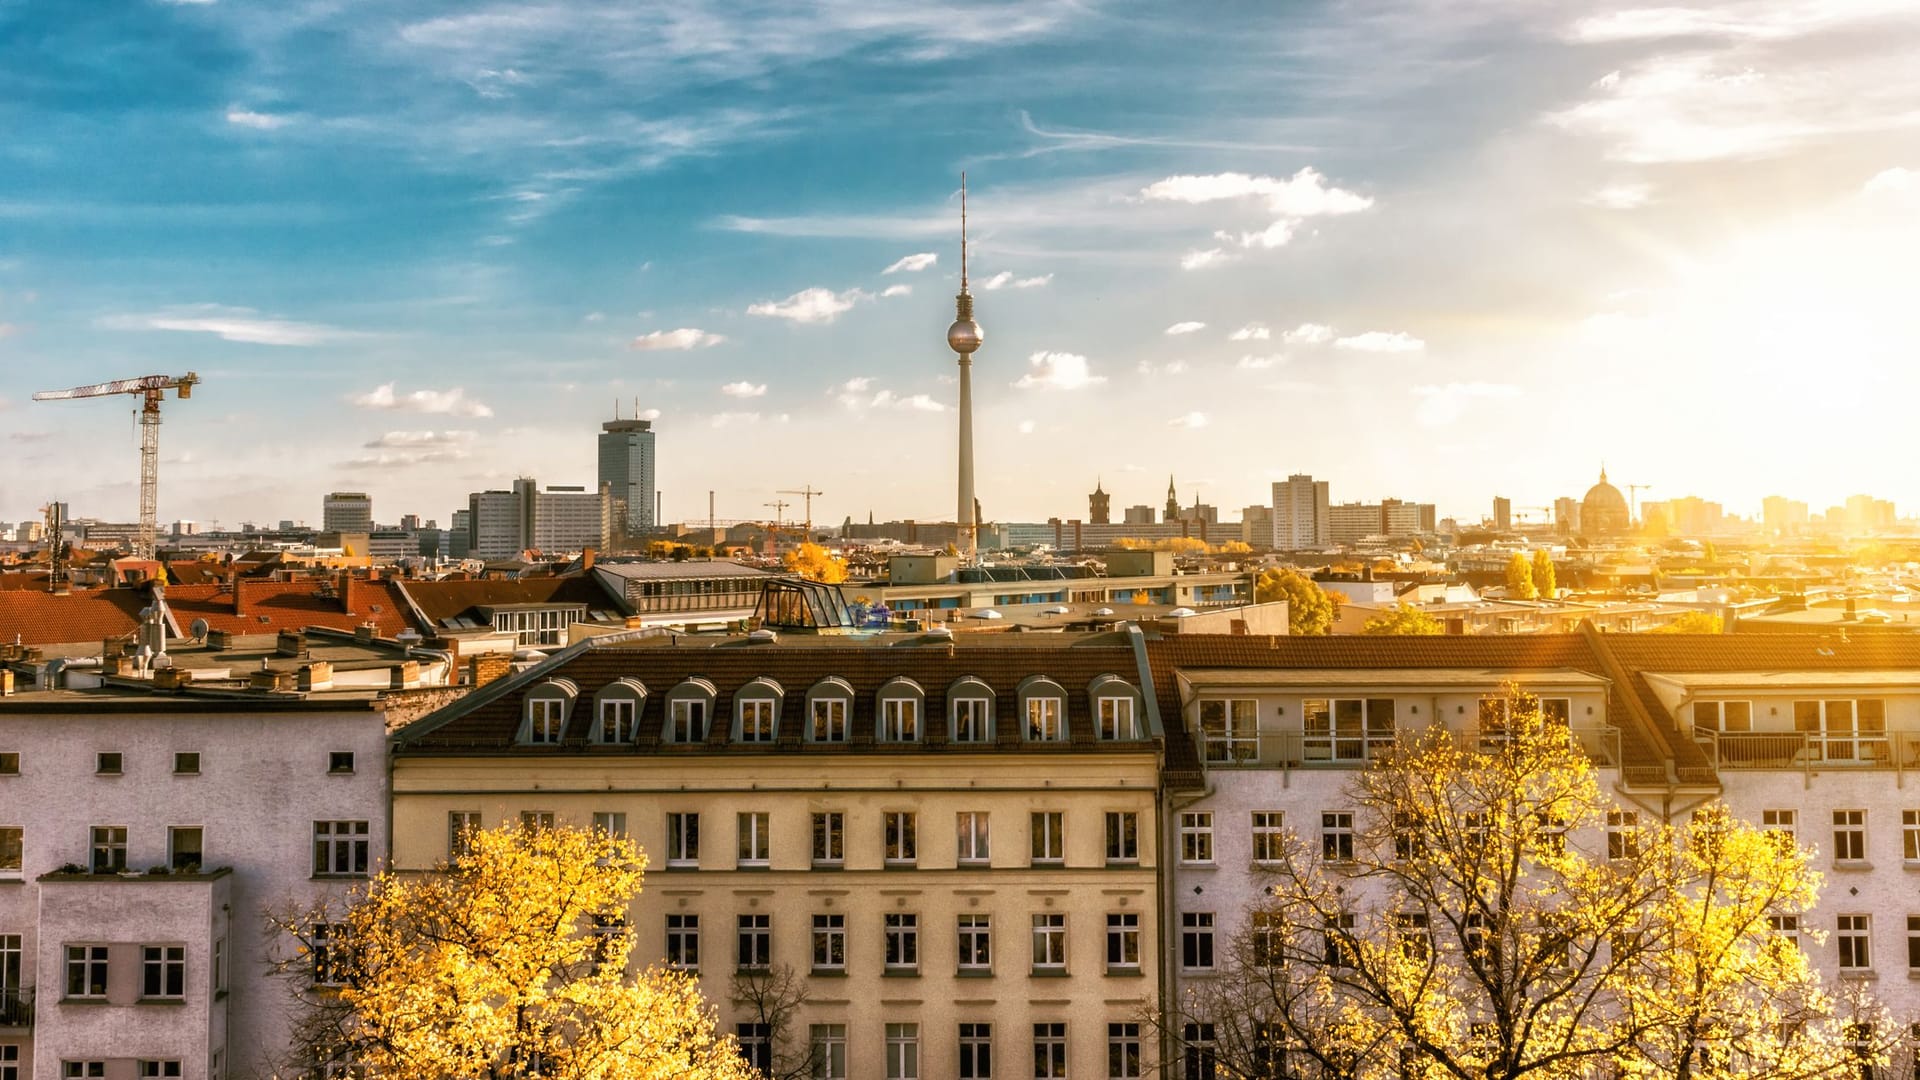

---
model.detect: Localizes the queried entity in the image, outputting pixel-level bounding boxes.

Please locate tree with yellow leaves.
[268,824,755,1080]
[1254,568,1340,635]
[1160,689,1867,1080]
[1359,602,1443,635]
[781,542,848,584]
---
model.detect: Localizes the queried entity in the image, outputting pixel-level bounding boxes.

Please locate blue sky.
[3,0,1919,531]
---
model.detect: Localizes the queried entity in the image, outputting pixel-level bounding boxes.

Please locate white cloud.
[883,252,938,274]
[1236,355,1283,370]
[881,284,912,298]
[838,376,874,393]
[1164,321,1206,335]
[1567,2,1914,44]
[637,408,662,421]
[1137,359,1190,376]
[1017,419,1036,435]
[1282,323,1333,345]
[1167,411,1211,429]
[226,107,289,130]
[583,311,606,323]
[102,304,357,346]
[979,271,1052,290]
[344,430,476,469]
[1412,382,1521,426]
[363,430,476,449]
[1587,183,1654,209]
[747,286,866,324]
[350,382,495,418]
[836,379,948,412]
[1140,168,1374,217]
[1864,167,1917,195]
[1335,330,1425,353]
[1231,220,1297,249]
[721,381,768,398]
[1180,248,1228,270]
[893,393,946,412]
[1229,323,1270,341]
[630,327,727,350]
[1014,351,1106,391]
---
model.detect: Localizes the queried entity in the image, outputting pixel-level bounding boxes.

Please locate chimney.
[389,660,420,689]
[154,667,191,691]
[233,578,245,617]
[582,547,596,572]
[206,629,232,651]
[102,654,124,677]
[250,668,294,692]
[467,653,511,688]
[103,638,126,659]
[297,661,333,691]
[0,669,13,696]
[276,630,305,657]
[355,623,377,645]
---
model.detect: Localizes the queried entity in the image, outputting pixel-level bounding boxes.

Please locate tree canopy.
[1530,549,1556,598]
[1360,602,1444,636]
[270,825,755,1080]
[1651,610,1726,634]
[1505,552,1537,599]
[781,542,848,584]
[1256,568,1340,635]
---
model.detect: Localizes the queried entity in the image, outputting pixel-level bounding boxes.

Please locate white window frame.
[0,825,22,879]
[666,812,700,868]
[737,812,771,868]
[1692,700,1752,732]
[669,698,707,743]
[1838,913,1871,971]
[1252,811,1285,864]
[1098,696,1138,740]
[141,944,186,1001]
[881,697,920,743]
[1304,698,1396,762]
[1106,912,1140,972]
[1030,811,1065,866]
[813,811,844,867]
[1833,809,1867,863]
[1903,809,1920,863]
[1032,913,1067,972]
[952,697,992,743]
[1105,811,1139,864]
[597,697,637,743]
[66,943,109,999]
[1179,812,1214,864]
[1034,1023,1068,1079]
[526,698,564,745]
[885,811,918,866]
[812,1025,847,1080]
[1793,699,1887,762]
[886,1023,920,1080]
[737,913,771,972]
[1181,912,1216,971]
[1109,1023,1143,1080]
[1200,699,1258,762]
[884,913,919,972]
[90,824,127,874]
[1026,697,1065,742]
[810,696,848,742]
[738,698,778,743]
[959,1022,993,1080]
[1321,811,1355,863]
[1607,810,1640,861]
[958,914,992,973]
[312,820,370,877]
[812,913,845,972]
[665,913,699,970]
[957,811,991,865]
[591,811,627,837]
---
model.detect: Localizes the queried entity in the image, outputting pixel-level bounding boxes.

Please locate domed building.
[1581,467,1631,537]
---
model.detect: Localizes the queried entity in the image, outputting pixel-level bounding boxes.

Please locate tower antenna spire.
[960,172,969,295]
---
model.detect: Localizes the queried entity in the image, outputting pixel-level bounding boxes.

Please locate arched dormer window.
[592,678,647,744]
[664,678,717,744]
[734,677,785,744]
[1087,674,1143,741]
[1017,675,1068,742]
[522,678,579,745]
[806,678,854,743]
[875,676,925,743]
[947,676,996,744]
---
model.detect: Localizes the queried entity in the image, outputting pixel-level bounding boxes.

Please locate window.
[213,935,227,994]
[1183,1023,1218,1080]
[1251,911,1284,968]
[1109,1023,1143,1080]
[1106,812,1138,864]
[96,751,122,775]
[313,820,370,877]
[1607,810,1640,860]
[1324,913,1356,967]
[1252,811,1285,864]
[1393,810,1428,862]
[1691,700,1752,732]
[811,913,845,972]
[527,699,564,745]
[598,697,637,743]
[1032,913,1067,972]
[592,811,627,838]
[1321,812,1355,862]
[1906,810,1920,862]
[312,923,350,986]
[1107,913,1140,972]
[1838,914,1871,971]
[1026,697,1064,742]
[1200,699,1257,762]
[168,826,203,871]
[0,752,15,775]
[1035,1023,1068,1079]
[738,812,771,868]
[1397,912,1432,962]
[667,812,700,867]
[1181,912,1215,970]
[173,751,200,775]
[881,697,920,742]
[953,697,992,743]
[1908,916,1920,976]
[885,913,919,972]
[959,1022,994,1079]
[1768,914,1800,949]
[738,1023,773,1075]
[885,812,918,866]
[137,943,185,1000]
[737,914,771,971]
[328,751,355,774]
[1795,699,1886,762]
[519,811,554,832]
[0,1046,15,1080]
[448,811,481,857]
[1180,812,1214,864]
[90,825,127,873]
[1031,812,1065,866]
[810,697,847,742]
[811,1025,847,1080]
[958,914,992,972]
[666,914,699,970]
[813,812,844,867]
[63,1066,105,1080]
[1304,698,1396,761]
[738,698,777,743]
[886,1023,920,1080]
[957,811,991,865]
[1834,810,1867,863]
[0,826,20,878]
[1099,696,1138,740]
[66,944,108,998]
[1763,809,1797,845]
[670,699,708,743]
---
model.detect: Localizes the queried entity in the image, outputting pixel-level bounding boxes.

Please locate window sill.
[1833,861,1874,872]
[1030,968,1070,978]
[62,996,111,1005]
[882,968,920,978]
[957,968,994,978]
[1106,860,1140,869]
[663,863,700,872]
[137,997,187,1005]
[1179,862,1217,870]
[1030,861,1065,870]
[736,864,770,872]
[810,968,847,978]
[1106,967,1144,977]
[957,860,990,870]
[1839,970,1878,981]
[736,967,772,977]
[883,862,919,871]
[310,874,369,882]
[811,862,845,871]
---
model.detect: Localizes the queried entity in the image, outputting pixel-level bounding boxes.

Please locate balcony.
[1695,728,1920,777]
[0,986,33,1030]
[1202,726,1621,775]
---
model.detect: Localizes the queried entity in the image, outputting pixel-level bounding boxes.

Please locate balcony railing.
[0,986,33,1029]
[1202,726,1621,774]
[1695,728,1920,778]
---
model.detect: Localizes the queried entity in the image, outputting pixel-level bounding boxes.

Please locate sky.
[2,0,1919,532]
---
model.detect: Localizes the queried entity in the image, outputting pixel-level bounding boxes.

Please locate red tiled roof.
[161,579,419,638]
[0,589,146,646]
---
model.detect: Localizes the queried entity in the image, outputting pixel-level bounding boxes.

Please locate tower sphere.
[947,319,983,355]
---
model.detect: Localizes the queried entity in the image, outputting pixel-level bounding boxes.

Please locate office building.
[1123,505,1156,526]
[1763,496,1809,535]
[598,418,658,536]
[1270,474,1330,549]
[1493,496,1511,531]
[321,492,373,533]
[465,479,608,561]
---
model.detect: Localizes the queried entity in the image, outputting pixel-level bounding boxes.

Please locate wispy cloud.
[1180,248,1227,270]
[1229,323,1270,341]
[1282,323,1333,345]
[834,377,947,412]
[747,286,867,324]
[1137,359,1190,376]
[1567,2,1915,44]
[881,284,912,298]
[226,107,289,130]
[1167,411,1211,429]
[1236,355,1283,370]
[883,252,938,274]
[101,304,359,346]
[343,430,477,468]
[1412,382,1520,426]
[1144,167,1374,253]
[1164,321,1206,335]
[979,271,1051,290]
[631,327,727,350]
[721,380,767,398]
[1586,183,1653,209]
[1335,330,1424,353]
[1864,166,1916,195]
[1014,351,1106,391]
[351,382,494,418]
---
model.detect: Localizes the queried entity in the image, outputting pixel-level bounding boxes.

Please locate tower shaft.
[957,355,974,558]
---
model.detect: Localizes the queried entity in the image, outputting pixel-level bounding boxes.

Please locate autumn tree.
[1255,568,1340,635]
[268,825,755,1080]
[1652,610,1725,634]
[782,542,848,584]
[729,963,818,1080]
[1161,691,1863,1080]
[1530,549,1556,598]
[1505,551,1537,598]
[1360,602,1443,636]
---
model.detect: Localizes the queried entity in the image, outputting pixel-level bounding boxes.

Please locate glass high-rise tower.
[598,418,656,535]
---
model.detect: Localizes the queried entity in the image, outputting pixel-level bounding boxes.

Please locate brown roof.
[162,579,419,638]
[398,576,625,629]
[0,588,147,645]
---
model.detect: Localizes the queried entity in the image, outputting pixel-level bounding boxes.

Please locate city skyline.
[3,1,1919,528]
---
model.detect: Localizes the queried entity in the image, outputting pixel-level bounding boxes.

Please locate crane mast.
[33,372,199,560]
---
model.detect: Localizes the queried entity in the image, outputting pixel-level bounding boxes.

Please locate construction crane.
[777,485,825,537]
[33,372,199,560]
[1626,483,1652,523]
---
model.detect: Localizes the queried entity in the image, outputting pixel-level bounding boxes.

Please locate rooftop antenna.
[960,171,969,296]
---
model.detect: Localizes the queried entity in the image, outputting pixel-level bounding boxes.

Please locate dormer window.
[1018,676,1069,742]
[734,678,785,744]
[522,679,578,745]
[807,678,854,743]
[876,678,925,743]
[1089,675,1143,741]
[948,677,995,743]
[741,700,776,742]
[664,679,717,744]
[592,679,647,744]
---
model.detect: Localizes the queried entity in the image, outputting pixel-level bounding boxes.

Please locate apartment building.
[391,624,1172,1080]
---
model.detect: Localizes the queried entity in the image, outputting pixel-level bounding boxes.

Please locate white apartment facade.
[1270,475,1330,550]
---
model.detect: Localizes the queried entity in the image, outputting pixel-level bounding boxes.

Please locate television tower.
[946,174,984,560]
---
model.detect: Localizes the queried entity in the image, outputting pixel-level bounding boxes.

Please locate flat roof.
[1179,668,1608,689]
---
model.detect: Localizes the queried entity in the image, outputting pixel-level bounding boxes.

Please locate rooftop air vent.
[748,628,778,644]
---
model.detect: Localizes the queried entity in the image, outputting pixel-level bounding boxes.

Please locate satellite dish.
[190,618,210,642]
